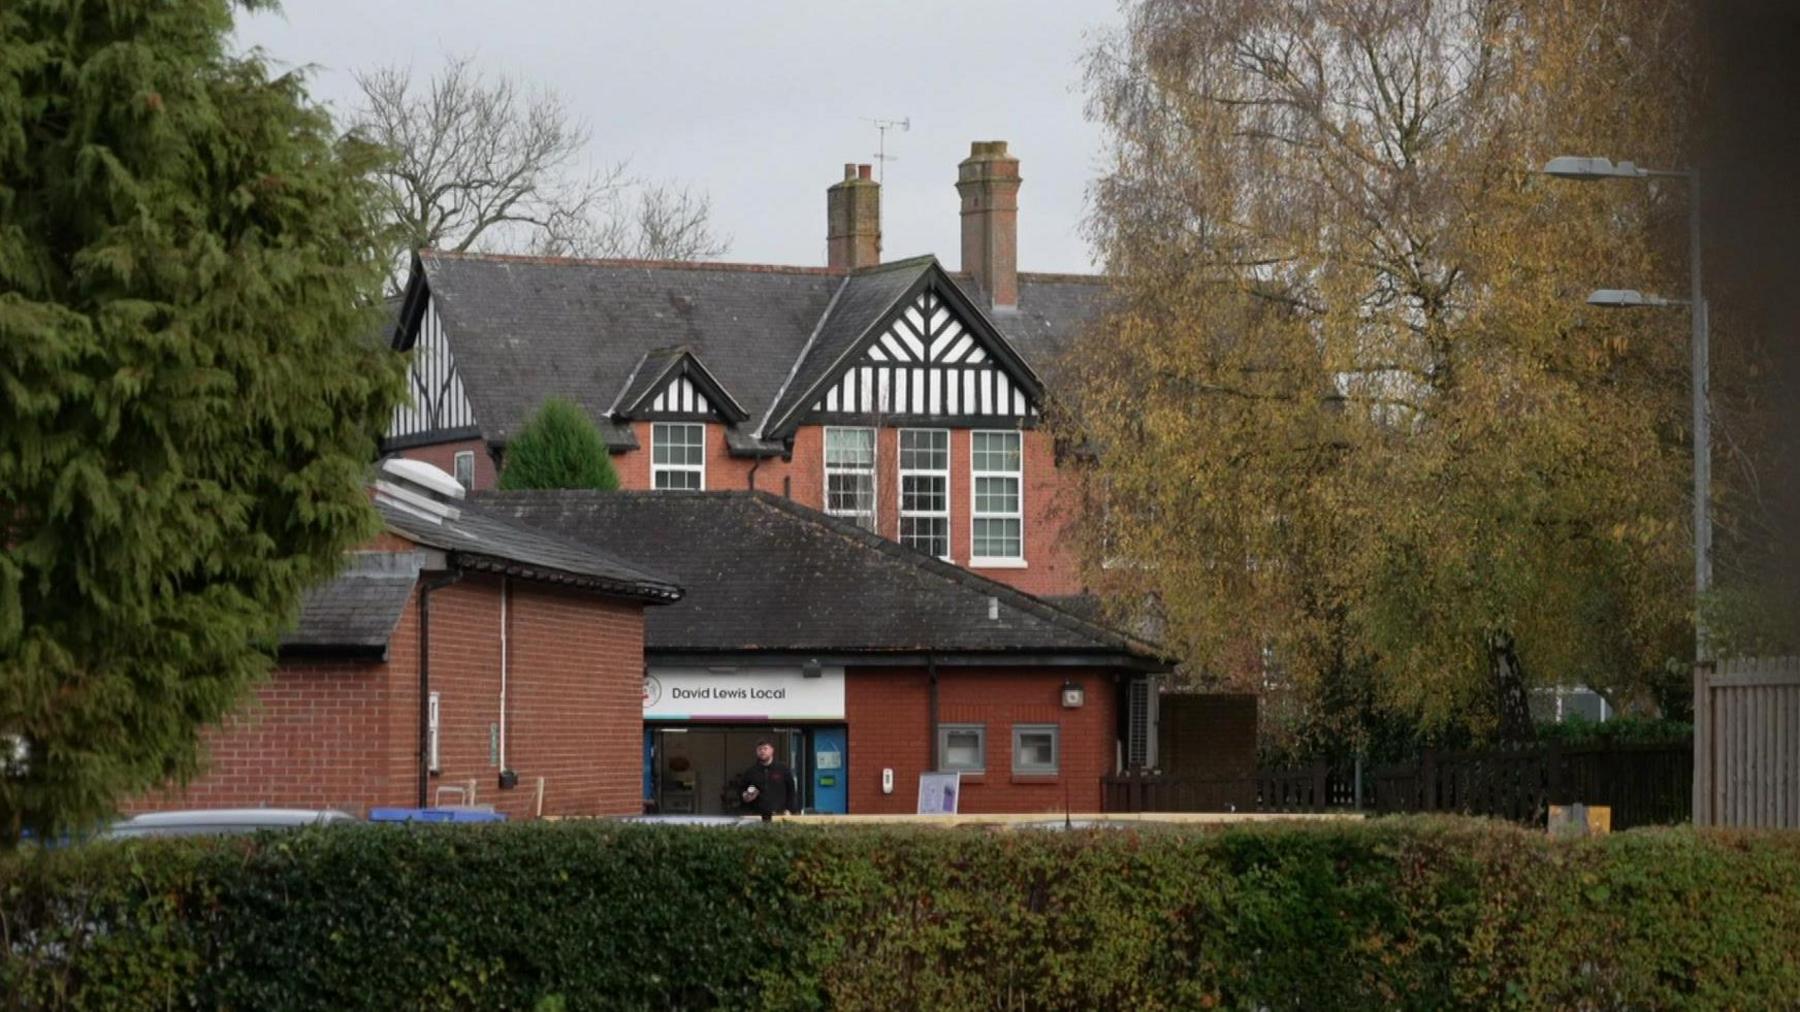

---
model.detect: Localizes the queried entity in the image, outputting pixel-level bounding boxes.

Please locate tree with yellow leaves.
[1066,0,1701,745]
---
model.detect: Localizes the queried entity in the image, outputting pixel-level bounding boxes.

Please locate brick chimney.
[956,140,1021,310]
[827,163,880,269]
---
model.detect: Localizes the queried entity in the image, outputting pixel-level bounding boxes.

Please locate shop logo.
[643,676,662,708]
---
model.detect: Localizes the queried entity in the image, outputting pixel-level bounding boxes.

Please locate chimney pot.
[858,163,873,181]
[843,163,857,180]
[956,140,1022,310]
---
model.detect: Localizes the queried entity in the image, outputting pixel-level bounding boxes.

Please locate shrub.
[3,819,1797,1009]
[497,398,621,491]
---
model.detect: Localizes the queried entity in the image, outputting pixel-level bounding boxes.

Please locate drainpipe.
[417,570,463,807]
[747,456,763,492]
[499,576,509,774]
[927,655,940,771]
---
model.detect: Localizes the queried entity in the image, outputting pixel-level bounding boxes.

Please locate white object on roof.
[377,457,464,524]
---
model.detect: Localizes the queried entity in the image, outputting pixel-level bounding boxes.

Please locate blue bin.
[368,807,506,824]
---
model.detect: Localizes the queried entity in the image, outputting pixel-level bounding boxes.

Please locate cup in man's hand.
[742,785,760,802]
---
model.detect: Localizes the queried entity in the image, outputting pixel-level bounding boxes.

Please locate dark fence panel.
[1104,740,1693,830]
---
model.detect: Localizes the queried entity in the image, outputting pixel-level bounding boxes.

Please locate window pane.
[826,427,875,466]
[827,473,873,512]
[1014,725,1058,773]
[972,431,1020,472]
[973,517,1021,559]
[655,469,702,491]
[900,516,948,557]
[901,474,946,514]
[942,727,983,770]
[900,429,947,470]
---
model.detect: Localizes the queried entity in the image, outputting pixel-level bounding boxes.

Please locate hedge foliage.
[3,818,1797,1010]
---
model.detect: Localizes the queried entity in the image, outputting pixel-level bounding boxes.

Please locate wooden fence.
[1696,655,1800,828]
[1104,740,1692,831]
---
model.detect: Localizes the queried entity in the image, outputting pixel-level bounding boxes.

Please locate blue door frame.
[809,726,848,814]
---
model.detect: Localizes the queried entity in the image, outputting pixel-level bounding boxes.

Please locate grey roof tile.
[474,490,1166,664]
[281,552,421,653]
[377,496,682,603]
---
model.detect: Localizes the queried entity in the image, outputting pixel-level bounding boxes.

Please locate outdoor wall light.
[1060,679,1085,708]
[803,658,823,679]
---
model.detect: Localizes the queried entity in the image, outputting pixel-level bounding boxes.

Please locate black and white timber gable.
[759,259,1046,439]
[388,295,478,448]
[609,347,749,424]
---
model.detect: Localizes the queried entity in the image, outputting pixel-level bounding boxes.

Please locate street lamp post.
[1546,155,1715,825]
[1544,156,1710,661]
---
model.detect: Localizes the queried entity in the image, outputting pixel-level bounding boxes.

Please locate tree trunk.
[1487,629,1535,742]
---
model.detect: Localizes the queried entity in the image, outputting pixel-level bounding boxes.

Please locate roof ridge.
[739,491,1166,659]
[849,253,939,275]
[419,249,847,276]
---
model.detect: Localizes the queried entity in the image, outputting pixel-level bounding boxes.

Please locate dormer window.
[652,422,705,490]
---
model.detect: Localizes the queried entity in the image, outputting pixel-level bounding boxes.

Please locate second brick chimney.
[956,140,1021,310]
[827,163,880,270]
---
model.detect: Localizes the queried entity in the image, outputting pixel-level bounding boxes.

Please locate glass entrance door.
[653,727,802,815]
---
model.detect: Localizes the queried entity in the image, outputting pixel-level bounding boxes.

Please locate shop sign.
[644,665,845,721]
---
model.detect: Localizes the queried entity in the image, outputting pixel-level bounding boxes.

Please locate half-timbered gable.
[758,258,1045,439]
[609,347,749,424]
[389,294,477,447]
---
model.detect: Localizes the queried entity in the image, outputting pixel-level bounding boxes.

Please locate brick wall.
[1157,693,1259,780]
[845,666,1119,814]
[131,563,648,821]
[396,437,496,490]
[127,592,420,817]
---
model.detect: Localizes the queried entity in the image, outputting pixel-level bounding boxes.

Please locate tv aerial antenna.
[864,116,910,184]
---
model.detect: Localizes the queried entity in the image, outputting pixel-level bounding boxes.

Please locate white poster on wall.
[644,666,845,721]
[917,771,962,815]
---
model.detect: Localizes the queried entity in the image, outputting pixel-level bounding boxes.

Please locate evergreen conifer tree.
[497,398,622,491]
[0,0,404,843]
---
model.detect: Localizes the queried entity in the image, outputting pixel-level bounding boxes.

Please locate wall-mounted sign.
[644,666,845,721]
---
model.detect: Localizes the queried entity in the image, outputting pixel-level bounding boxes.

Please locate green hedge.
[4,818,1798,1010]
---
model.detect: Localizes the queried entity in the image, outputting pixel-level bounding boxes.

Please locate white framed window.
[824,426,876,530]
[937,723,986,773]
[898,429,949,558]
[452,450,475,490]
[971,431,1023,562]
[427,692,441,772]
[652,422,706,490]
[1012,724,1059,775]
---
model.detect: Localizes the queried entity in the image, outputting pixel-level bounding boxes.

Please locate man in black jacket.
[729,738,802,821]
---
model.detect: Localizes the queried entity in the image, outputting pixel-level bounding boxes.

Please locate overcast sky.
[233,2,1122,274]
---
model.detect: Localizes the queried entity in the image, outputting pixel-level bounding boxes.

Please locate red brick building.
[129,460,682,820]
[482,490,1169,815]
[385,141,1107,599]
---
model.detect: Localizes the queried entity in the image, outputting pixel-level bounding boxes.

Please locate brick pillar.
[827,163,880,269]
[956,140,1021,310]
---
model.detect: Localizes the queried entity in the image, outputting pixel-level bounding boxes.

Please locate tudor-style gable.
[609,347,749,424]
[760,259,1045,439]
[389,293,477,446]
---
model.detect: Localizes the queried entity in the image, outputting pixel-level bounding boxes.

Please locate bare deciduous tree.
[353,55,727,287]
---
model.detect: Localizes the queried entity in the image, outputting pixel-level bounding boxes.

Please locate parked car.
[101,808,354,839]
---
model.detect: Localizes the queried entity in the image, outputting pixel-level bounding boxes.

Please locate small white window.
[937,723,985,773]
[427,692,441,772]
[971,431,1023,562]
[1012,724,1059,775]
[898,429,949,558]
[652,423,706,490]
[824,427,876,530]
[452,451,475,490]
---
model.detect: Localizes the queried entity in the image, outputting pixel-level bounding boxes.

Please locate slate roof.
[280,552,422,656]
[376,495,683,604]
[401,251,1110,452]
[410,252,843,449]
[474,490,1168,666]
